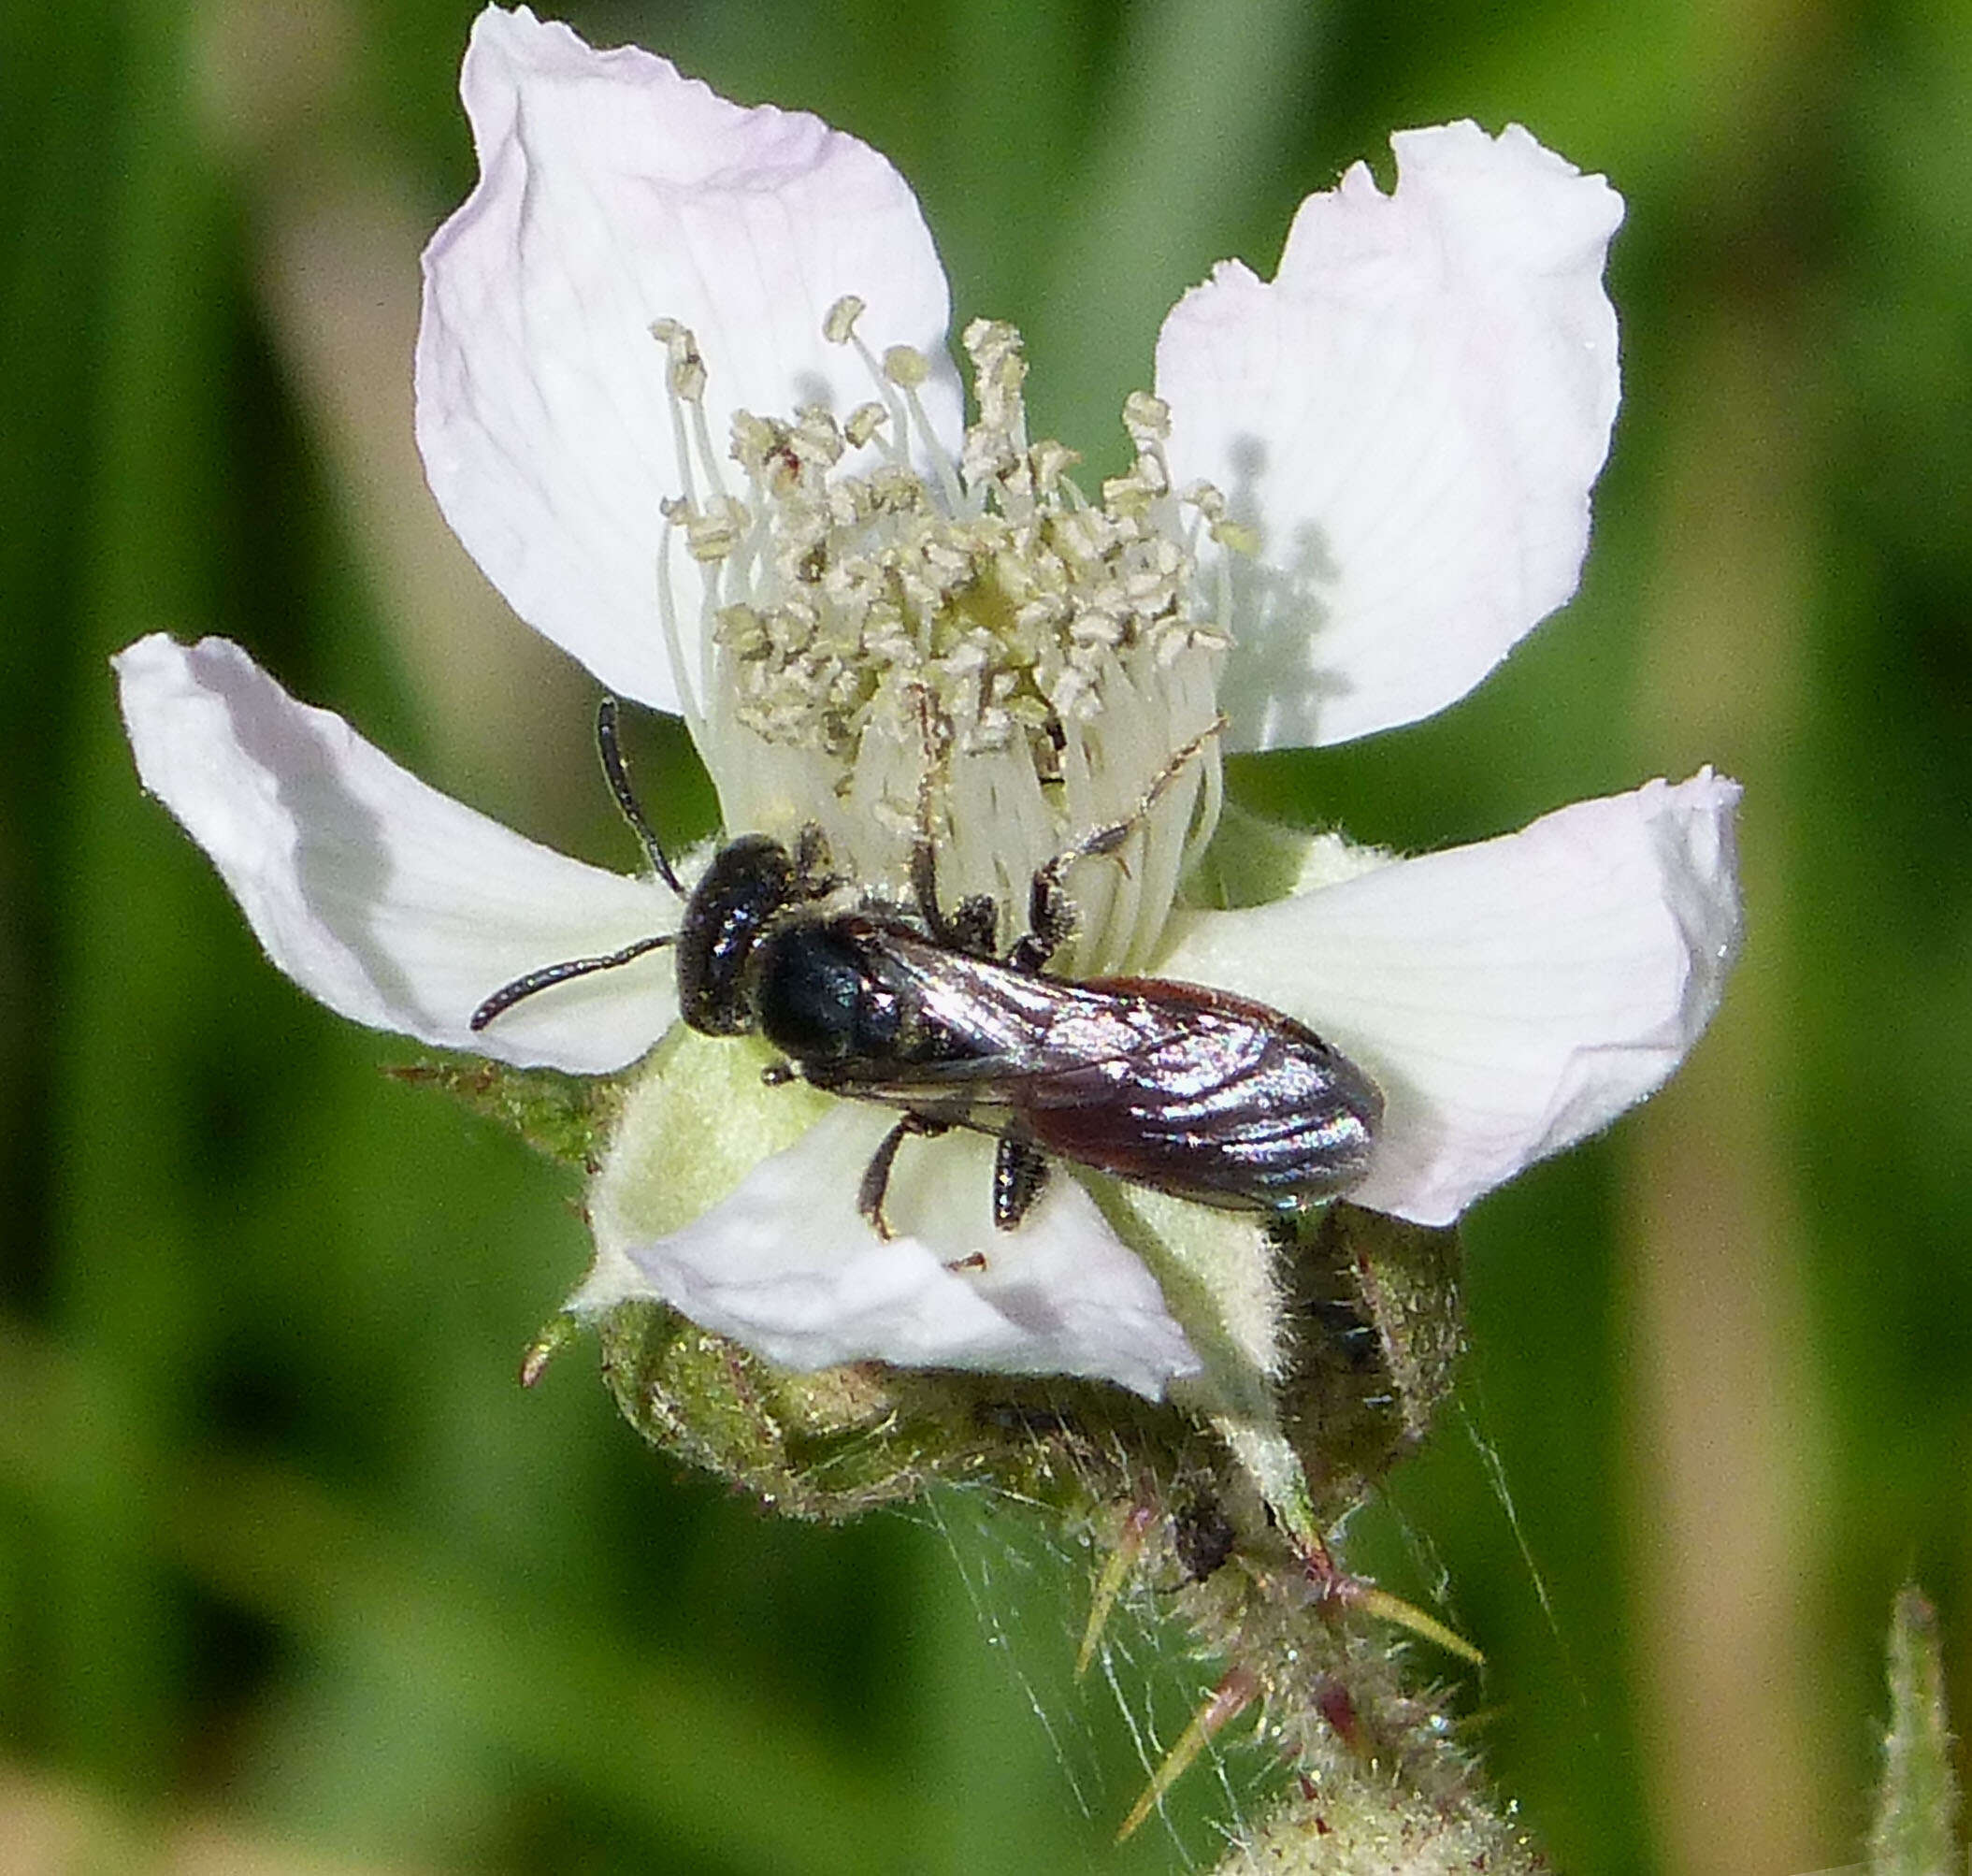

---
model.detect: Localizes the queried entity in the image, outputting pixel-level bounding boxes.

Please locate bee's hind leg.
[993,1138,1051,1232]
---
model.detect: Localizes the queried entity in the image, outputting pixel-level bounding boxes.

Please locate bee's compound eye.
[677,835,798,1035]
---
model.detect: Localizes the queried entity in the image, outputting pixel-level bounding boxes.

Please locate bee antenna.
[469,932,676,1032]
[597,696,685,896]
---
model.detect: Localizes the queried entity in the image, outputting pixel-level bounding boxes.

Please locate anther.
[638,298,1233,972]
[684,498,747,562]
[882,344,928,389]
[844,402,889,449]
[649,318,708,402]
[823,296,864,344]
[1122,390,1171,442]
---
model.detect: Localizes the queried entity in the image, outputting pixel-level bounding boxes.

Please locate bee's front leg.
[1008,717,1226,975]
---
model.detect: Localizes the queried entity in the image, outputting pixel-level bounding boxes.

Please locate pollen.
[650,303,1234,974]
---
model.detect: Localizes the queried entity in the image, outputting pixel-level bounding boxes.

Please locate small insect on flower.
[471,699,1383,1237]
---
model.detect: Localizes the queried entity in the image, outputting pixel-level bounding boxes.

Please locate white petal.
[1156,773,1742,1225]
[115,634,678,1072]
[586,1100,1201,1401]
[416,7,960,710]
[1158,122,1622,751]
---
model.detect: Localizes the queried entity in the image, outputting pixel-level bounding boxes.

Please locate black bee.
[472,699,1382,1236]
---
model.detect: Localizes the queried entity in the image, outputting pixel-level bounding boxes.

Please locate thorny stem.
[444,777,1536,1874]
[442,1015,1538,1870]
[1078,1502,1154,1679]
[1117,1666,1262,1843]
[566,1176,1549,1872]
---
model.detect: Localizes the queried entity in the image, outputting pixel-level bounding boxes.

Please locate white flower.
[115,6,1739,1410]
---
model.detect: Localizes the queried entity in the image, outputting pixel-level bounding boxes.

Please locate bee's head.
[676,834,800,1035]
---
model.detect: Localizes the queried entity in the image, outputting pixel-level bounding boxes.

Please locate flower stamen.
[649,303,1237,973]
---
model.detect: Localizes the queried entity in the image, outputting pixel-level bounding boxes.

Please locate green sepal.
[593,1298,1228,1526]
[1271,1203,1466,1518]
[1186,796,1322,909]
[388,1056,623,1169]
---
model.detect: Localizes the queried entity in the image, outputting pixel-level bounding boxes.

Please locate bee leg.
[948,894,1000,959]
[907,693,964,937]
[992,1138,1051,1231]
[904,695,1000,956]
[904,804,972,943]
[909,829,943,930]
[1009,716,1228,975]
[907,816,1000,959]
[857,1114,950,1239]
[791,822,843,899]
[1008,862,1079,974]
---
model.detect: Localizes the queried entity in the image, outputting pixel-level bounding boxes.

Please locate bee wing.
[813,934,1379,1211]
[1007,981,1383,1210]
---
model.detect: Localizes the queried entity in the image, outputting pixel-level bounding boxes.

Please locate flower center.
[652,302,1238,974]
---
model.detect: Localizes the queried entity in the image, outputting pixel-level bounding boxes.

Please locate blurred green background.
[5,0,1970,1869]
